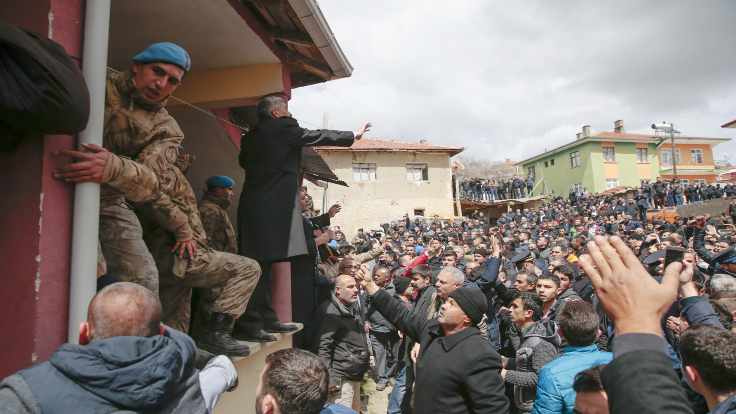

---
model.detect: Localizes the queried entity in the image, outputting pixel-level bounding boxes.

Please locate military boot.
[197,313,250,357]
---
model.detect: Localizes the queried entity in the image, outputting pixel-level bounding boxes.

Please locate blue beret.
[133,42,191,72]
[206,176,235,189]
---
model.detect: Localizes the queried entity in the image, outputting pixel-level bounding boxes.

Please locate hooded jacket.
[0,328,205,413]
[506,321,560,412]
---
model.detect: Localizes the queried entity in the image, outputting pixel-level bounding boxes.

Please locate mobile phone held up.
[664,246,686,268]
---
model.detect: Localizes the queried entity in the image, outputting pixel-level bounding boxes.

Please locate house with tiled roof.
[305,138,464,237]
[518,120,730,196]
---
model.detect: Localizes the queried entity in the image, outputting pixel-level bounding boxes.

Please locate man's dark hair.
[551,263,574,279]
[573,365,607,393]
[262,349,329,414]
[473,247,490,257]
[537,273,561,288]
[679,325,736,394]
[557,300,599,346]
[516,292,543,321]
[256,94,287,120]
[443,250,458,259]
[88,282,161,340]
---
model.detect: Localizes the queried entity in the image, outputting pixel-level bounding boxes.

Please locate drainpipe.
[68,0,111,342]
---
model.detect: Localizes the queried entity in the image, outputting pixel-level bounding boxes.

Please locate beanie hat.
[206,175,235,190]
[133,42,191,72]
[448,287,488,325]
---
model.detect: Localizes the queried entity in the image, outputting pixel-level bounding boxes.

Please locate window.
[406,163,428,182]
[550,159,555,166]
[413,209,425,217]
[602,146,616,162]
[352,163,376,182]
[679,179,689,185]
[636,147,649,163]
[695,179,707,185]
[691,149,704,164]
[606,178,619,189]
[528,166,536,177]
[661,149,681,165]
[569,151,581,168]
[544,161,548,168]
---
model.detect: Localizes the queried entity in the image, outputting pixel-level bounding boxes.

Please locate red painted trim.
[0,0,80,378]
[211,108,242,149]
[282,64,292,100]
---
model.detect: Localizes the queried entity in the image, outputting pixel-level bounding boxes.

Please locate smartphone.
[664,246,685,268]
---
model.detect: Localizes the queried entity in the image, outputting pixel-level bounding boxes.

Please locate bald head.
[87,282,161,341]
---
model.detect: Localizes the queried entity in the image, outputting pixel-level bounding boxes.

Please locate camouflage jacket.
[100,70,192,241]
[199,194,237,254]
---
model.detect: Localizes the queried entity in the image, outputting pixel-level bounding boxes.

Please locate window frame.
[602,145,616,163]
[691,149,704,164]
[569,151,581,168]
[605,178,619,189]
[352,163,377,182]
[406,163,429,182]
[636,147,649,164]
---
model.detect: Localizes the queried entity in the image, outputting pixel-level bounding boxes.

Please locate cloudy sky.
[290,1,736,163]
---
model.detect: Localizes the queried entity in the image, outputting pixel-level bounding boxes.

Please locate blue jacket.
[531,344,612,414]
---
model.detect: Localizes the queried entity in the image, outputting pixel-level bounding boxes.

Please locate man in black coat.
[360,274,510,413]
[316,274,370,411]
[236,94,370,340]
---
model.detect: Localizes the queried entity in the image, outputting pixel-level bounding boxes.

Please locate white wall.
[305,150,457,238]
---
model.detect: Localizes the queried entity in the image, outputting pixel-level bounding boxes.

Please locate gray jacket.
[505,321,559,412]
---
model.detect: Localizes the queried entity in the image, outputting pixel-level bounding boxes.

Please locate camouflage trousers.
[157,248,261,333]
[99,202,159,295]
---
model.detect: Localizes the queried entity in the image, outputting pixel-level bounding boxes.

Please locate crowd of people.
[1,40,736,414]
[301,190,736,413]
[460,176,536,202]
[638,178,736,208]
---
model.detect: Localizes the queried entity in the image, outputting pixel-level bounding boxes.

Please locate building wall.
[524,142,597,196]
[525,141,664,196]
[305,151,456,238]
[0,0,81,378]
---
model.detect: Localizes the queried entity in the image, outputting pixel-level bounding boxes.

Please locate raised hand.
[578,235,682,336]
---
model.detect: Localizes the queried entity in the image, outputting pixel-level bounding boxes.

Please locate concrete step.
[215,323,303,414]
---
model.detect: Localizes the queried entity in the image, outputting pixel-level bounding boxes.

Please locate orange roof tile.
[317,138,464,155]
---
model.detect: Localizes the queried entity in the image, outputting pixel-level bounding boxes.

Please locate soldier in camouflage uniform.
[56,43,260,356]
[199,176,237,253]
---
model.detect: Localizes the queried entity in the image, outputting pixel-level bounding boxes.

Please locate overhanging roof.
[317,138,464,156]
[302,147,347,186]
[108,0,352,91]
[722,118,736,128]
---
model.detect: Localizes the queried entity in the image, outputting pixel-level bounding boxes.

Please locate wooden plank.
[272,30,314,47]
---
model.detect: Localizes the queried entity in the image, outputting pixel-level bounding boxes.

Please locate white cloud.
[291,0,736,162]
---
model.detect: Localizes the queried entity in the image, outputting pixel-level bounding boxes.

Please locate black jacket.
[316,294,370,382]
[371,290,510,414]
[601,334,692,414]
[238,116,353,261]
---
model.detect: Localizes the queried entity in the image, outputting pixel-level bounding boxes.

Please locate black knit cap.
[448,287,488,325]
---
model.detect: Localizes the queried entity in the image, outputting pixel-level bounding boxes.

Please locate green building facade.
[520,135,660,196]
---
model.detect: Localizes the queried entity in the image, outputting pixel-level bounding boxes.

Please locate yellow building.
[305,139,463,237]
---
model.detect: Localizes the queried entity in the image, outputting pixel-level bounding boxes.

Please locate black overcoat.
[237,116,353,261]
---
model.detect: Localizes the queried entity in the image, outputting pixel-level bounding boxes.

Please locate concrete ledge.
[215,324,303,414]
